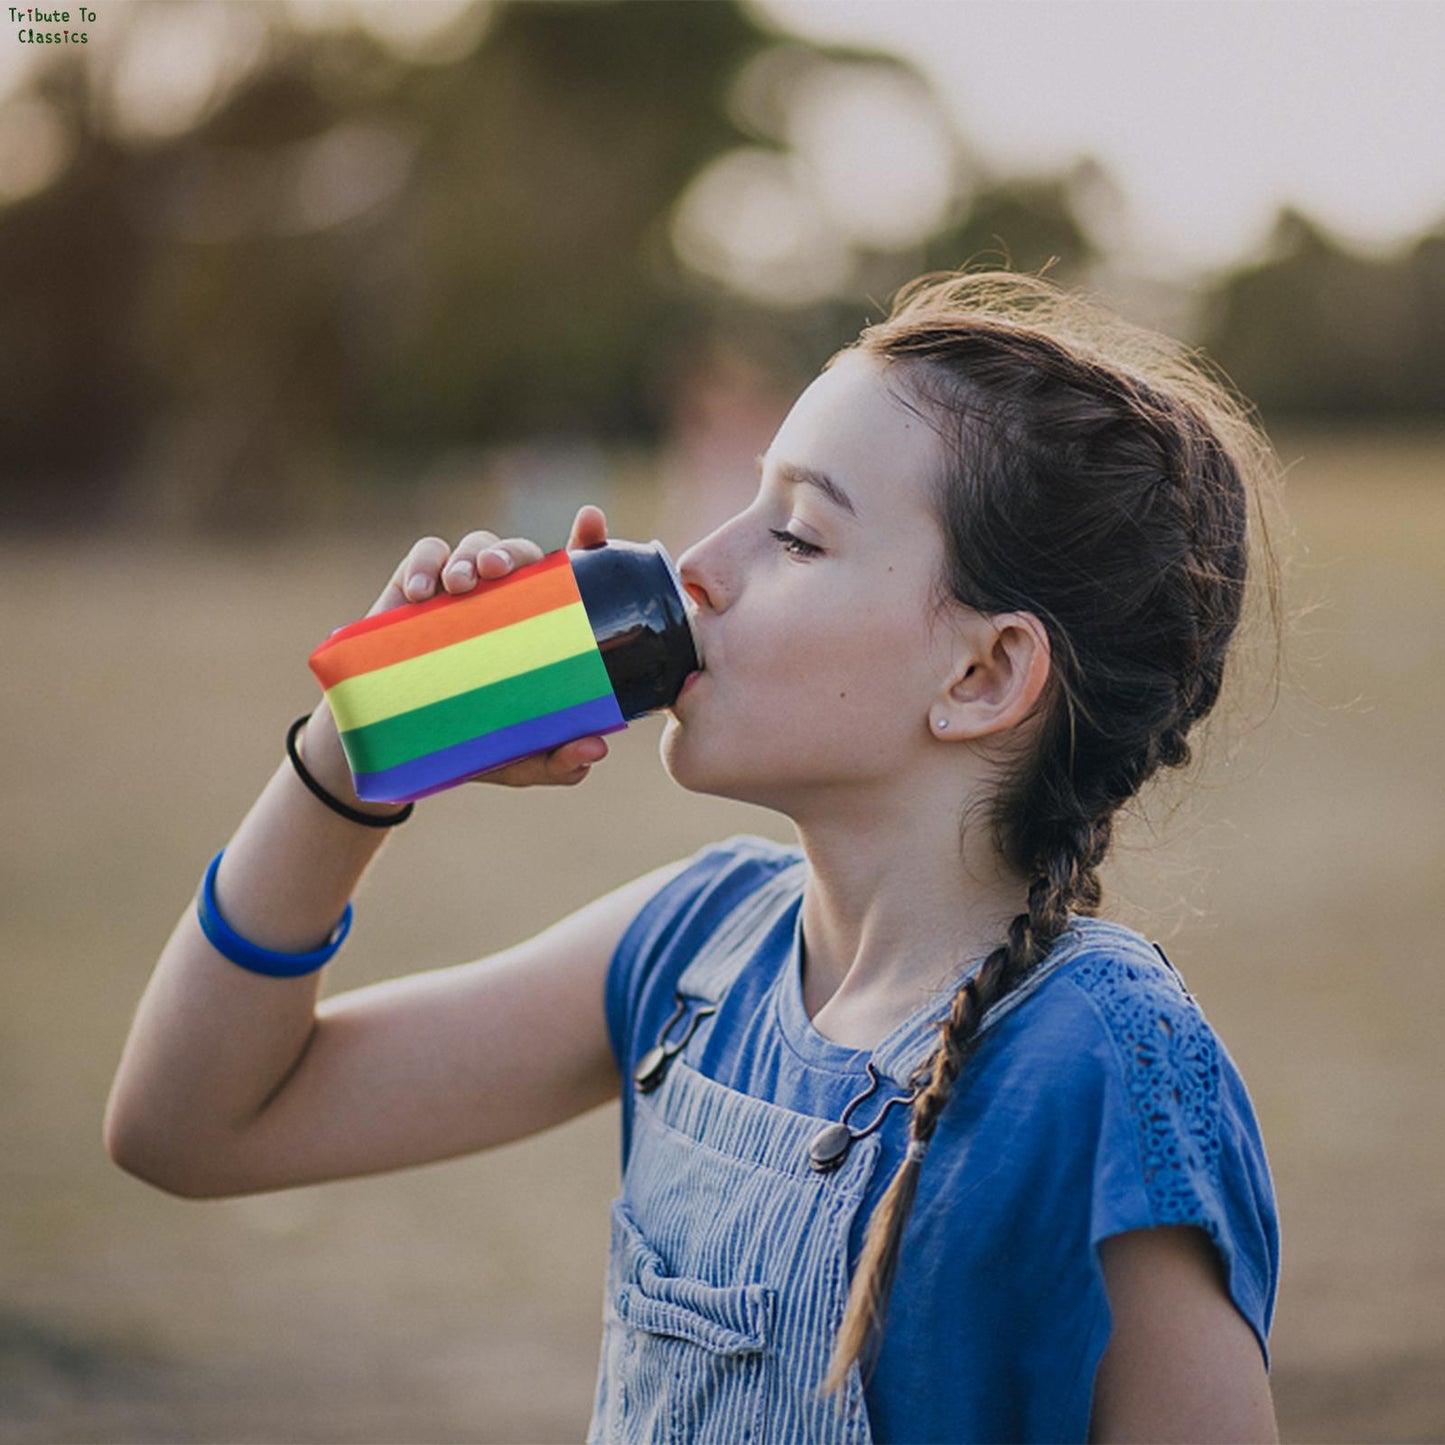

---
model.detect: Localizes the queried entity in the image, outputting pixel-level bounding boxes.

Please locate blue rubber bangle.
[196,849,352,978]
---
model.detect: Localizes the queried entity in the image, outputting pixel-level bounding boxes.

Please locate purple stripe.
[352,694,627,803]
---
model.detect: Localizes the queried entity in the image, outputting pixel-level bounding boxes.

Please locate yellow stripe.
[324,602,599,730]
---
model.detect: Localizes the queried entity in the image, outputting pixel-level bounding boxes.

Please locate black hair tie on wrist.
[286,715,415,828]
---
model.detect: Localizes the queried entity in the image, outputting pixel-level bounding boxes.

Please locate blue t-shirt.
[604,837,1279,1443]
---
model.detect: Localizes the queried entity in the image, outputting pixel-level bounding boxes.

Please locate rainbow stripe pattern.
[309,551,625,803]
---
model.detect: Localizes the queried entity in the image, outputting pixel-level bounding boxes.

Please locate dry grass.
[3,430,1442,1442]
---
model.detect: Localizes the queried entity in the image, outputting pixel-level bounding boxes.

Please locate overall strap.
[673,860,806,1005]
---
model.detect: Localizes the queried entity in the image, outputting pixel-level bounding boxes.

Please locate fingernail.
[577,737,607,763]
[446,560,474,583]
[482,548,510,570]
[408,574,434,597]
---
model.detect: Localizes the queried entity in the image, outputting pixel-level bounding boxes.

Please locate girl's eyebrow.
[755,455,858,519]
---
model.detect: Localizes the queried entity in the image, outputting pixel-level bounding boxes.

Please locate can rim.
[650,539,703,671]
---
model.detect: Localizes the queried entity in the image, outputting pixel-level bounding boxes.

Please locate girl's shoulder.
[958,916,1270,1231]
[983,919,1277,1302]
[1053,917,1231,1153]
[605,835,802,1041]
[930,918,1280,1374]
[1053,917,1215,1058]
[1055,919,1279,1353]
[998,917,1217,1062]
[618,833,804,962]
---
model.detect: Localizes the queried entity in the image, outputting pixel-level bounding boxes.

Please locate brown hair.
[817,270,1283,1399]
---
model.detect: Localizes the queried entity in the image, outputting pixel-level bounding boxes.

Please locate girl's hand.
[363,505,612,789]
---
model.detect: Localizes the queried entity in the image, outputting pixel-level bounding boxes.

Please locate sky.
[753,0,1445,276]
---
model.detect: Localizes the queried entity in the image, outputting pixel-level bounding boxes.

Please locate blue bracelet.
[196,849,353,978]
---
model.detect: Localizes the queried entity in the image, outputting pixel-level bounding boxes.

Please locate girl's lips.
[679,668,704,697]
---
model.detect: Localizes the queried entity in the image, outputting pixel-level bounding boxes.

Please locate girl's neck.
[791,793,1030,1037]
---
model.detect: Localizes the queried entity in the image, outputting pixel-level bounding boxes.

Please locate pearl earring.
[935,717,949,732]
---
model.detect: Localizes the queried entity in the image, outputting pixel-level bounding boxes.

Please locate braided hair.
[817,272,1280,1399]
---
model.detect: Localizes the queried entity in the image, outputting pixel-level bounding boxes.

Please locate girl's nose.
[677,527,732,615]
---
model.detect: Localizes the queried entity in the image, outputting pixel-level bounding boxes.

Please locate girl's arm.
[105,514,667,1198]
[1090,1226,1279,1443]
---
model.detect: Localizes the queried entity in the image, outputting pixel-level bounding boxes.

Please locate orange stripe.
[310,550,571,656]
[309,552,579,685]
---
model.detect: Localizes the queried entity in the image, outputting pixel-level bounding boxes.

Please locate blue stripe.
[352,693,627,802]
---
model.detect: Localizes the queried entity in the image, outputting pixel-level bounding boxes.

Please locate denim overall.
[587,862,1085,1445]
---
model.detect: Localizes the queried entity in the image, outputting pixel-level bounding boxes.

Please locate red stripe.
[309,551,578,684]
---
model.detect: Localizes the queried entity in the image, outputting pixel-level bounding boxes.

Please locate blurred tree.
[0,0,1162,534]
[132,1,779,528]
[0,63,154,526]
[1,0,778,528]
[365,0,773,446]
[772,165,1103,379]
[1202,207,1445,422]
[919,170,1100,280]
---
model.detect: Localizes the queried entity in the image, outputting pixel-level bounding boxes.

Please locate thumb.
[566,505,609,551]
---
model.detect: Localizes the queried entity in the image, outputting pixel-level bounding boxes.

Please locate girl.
[107,272,1282,1443]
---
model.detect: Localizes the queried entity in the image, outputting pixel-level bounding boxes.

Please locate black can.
[570,539,700,719]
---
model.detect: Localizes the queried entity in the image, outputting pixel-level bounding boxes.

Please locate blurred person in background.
[106,270,1281,1443]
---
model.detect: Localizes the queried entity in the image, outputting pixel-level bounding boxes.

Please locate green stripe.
[324,601,598,731]
[339,649,617,774]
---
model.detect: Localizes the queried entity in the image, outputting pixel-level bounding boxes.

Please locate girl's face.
[663,350,960,812]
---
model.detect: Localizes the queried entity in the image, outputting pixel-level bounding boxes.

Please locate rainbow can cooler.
[309,542,697,803]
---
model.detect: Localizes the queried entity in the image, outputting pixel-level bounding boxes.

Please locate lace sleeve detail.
[1059,927,1279,1368]
[1068,949,1223,1232]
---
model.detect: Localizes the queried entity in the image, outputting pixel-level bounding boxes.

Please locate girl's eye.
[768,527,824,559]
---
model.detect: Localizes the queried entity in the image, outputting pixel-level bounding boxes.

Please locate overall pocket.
[592,1196,776,1445]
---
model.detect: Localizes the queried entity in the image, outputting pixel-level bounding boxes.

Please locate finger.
[566,505,609,552]
[440,529,501,593]
[547,734,610,773]
[401,536,453,601]
[514,735,609,786]
[367,536,451,615]
[474,536,547,582]
[467,735,609,789]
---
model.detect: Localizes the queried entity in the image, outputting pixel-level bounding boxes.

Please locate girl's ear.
[930,611,1052,741]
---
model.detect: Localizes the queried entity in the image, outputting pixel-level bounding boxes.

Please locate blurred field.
[3,432,1444,1443]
